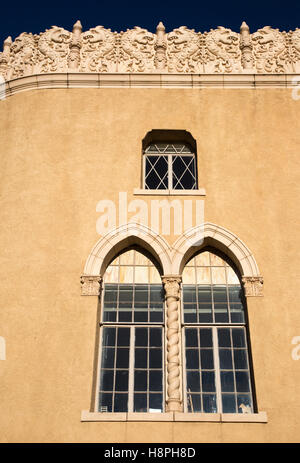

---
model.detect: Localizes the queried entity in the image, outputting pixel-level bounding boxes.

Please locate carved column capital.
[80,275,102,296]
[162,275,181,300]
[242,276,264,297]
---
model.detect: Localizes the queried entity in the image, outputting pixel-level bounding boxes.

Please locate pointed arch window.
[182,249,255,414]
[97,246,165,413]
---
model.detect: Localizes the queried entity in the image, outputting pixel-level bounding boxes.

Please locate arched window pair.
[96,246,255,414]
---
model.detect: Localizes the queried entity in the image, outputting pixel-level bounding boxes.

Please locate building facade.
[0,20,300,443]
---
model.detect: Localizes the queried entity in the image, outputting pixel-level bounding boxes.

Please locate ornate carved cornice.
[1,21,300,81]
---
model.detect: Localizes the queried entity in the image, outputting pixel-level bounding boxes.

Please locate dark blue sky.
[1,0,300,46]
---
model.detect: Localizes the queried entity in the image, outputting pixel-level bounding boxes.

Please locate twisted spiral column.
[162,275,183,412]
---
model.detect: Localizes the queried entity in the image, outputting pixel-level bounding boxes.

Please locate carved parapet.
[1,21,300,80]
[80,275,102,296]
[240,21,254,71]
[68,20,82,70]
[162,275,182,412]
[242,276,264,297]
[154,22,167,70]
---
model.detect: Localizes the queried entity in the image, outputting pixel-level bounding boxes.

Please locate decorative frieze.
[1,21,300,80]
[162,275,182,412]
[242,276,264,297]
[80,275,102,296]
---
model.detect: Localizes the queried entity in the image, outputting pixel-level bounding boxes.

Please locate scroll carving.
[251,26,288,73]
[1,21,300,80]
[204,26,242,73]
[118,27,156,72]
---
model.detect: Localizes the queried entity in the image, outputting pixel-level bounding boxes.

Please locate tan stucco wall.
[0,87,300,442]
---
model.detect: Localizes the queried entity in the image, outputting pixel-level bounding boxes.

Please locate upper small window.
[144,143,197,190]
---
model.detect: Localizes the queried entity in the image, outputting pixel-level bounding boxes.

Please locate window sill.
[133,188,206,196]
[81,410,267,423]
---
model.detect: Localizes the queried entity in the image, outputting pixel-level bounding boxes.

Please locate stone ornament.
[242,276,264,297]
[80,275,102,296]
[1,21,300,79]
[162,276,182,412]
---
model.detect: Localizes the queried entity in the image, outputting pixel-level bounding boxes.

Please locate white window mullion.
[212,327,223,413]
[128,326,135,412]
[168,154,173,190]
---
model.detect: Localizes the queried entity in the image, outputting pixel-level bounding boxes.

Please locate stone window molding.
[81,221,263,297]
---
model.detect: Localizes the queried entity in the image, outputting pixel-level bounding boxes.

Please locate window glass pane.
[185,329,198,347]
[172,155,196,190]
[134,393,147,412]
[186,371,201,392]
[213,286,227,303]
[237,394,253,414]
[150,328,162,347]
[232,329,246,348]
[221,371,235,392]
[99,393,113,412]
[101,347,115,369]
[186,349,199,369]
[219,349,233,370]
[196,267,211,284]
[149,370,163,391]
[145,155,168,190]
[200,349,214,369]
[203,394,217,413]
[183,286,197,303]
[100,369,114,391]
[184,304,197,323]
[134,370,147,391]
[135,328,148,346]
[234,349,248,370]
[149,348,162,368]
[228,286,242,303]
[218,328,231,347]
[135,348,147,368]
[235,371,250,393]
[211,267,226,284]
[135,267,149,283]
[222,394,236,413]
[187,394,201,412]
[149,393,163,412]
[102,327,116,347]
[117,328,130,346]
[114,393,128,412]
[198,286,212,302]
[119,266,134,283]
[115,371,129,391]
[199,329,213,347]
[198,303,213,323]
[116,348,129,368]
[182,267,196,284]
[201,371,216,392]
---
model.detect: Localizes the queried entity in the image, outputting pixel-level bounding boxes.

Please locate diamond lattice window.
[144,143,197,190]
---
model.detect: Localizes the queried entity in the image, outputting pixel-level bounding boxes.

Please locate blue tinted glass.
[222,394,236,413]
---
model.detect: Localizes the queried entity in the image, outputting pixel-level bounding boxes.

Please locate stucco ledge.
[81,410,268,423]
